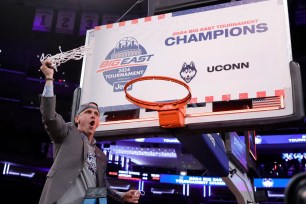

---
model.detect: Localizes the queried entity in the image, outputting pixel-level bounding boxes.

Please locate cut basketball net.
[124,76,192,128]
[40,45,90,72]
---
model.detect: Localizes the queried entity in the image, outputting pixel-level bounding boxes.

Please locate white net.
[40,45,91,71]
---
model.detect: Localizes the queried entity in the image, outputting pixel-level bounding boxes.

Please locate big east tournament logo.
[97,37,154,92]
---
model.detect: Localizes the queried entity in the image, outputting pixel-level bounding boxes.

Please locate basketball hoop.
[124,76,192,128]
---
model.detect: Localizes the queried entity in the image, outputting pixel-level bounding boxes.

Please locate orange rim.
[124,76,192,111]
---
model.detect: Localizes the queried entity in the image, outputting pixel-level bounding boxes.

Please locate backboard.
[74,0,304,139]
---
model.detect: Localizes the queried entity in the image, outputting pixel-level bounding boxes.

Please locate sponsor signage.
[160,174,226,186]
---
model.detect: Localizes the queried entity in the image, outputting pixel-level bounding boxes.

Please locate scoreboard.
[108,170,161,181]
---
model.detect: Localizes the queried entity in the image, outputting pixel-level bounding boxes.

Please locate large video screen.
[225,132,248,172]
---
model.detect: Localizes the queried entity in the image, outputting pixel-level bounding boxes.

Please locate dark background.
[0,0,305,203]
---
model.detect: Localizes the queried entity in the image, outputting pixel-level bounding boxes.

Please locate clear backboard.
[73,0,304,139]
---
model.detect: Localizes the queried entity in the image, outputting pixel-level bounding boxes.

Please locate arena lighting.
[0,68,25,75]
[108,153,113,161]
[203,186,206,197]
[3,163,9,175]
[114,155,119,164]
[0,97,20,102]
[183,184,192,196]
[109,184,130,191]
[187,184,190,196]
[2,162,35,178]
[125,158,130,170]
[139,181,144,192]
[110,145,177,158]
[151,187,175,194]
[267,190,284,198]
[282,152,306,162]
[121,157,125,168]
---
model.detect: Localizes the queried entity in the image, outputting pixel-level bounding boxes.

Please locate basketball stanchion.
[124,76,192,128]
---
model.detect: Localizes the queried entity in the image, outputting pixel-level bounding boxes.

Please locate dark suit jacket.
[39,96,123,204]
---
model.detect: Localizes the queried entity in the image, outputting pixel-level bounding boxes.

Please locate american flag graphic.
[252,96,283,109]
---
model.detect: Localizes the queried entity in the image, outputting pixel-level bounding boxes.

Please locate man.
[39,58,140,204]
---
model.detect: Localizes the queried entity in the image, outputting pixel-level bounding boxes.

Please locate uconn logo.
[262,178,274,188]
[207,62,250,72]
[180,62,197,83]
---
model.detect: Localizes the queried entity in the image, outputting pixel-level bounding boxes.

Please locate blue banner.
[253,178,290,188]
[159,174,226,186]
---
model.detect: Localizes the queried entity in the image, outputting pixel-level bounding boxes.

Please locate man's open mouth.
[90,121,95,126]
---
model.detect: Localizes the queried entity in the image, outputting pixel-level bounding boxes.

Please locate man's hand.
[122,190,141,203]
[40,58,55,79]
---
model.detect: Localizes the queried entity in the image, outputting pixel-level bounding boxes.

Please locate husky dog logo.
[180,62,197,83]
